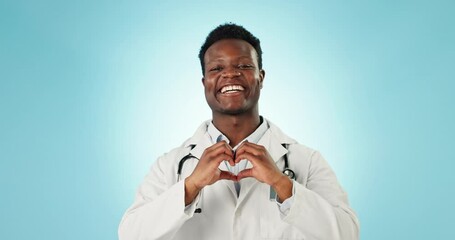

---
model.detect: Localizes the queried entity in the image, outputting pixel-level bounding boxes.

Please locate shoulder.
[264,117,322,164]
[265,118,316,154]
[147,138,196,184]
[154,120,210,166]
[154,135,196,169]
[288,143,318,159]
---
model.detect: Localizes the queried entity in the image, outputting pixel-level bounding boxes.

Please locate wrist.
[185,176,202,193]
[184,177,202,206]
[271,174,290,189]
[271,175,293,202]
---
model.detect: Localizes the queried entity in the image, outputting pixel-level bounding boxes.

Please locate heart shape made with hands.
[215,138,253,176]
[221,159,251,176]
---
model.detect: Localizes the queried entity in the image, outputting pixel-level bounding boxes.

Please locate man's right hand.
[184,141,236,205]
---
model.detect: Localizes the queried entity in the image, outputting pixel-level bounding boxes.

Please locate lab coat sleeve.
[118,154,200,240]
[282,151,360,240]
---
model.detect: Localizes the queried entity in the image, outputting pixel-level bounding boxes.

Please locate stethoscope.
[176,144,296,213]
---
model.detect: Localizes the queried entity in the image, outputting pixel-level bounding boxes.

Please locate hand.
[235,142,292,202]
[184,141,236,205]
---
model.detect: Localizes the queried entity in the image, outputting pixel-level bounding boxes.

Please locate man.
[119,23,359,240]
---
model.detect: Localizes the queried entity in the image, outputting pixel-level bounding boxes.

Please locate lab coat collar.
[207,117,269,149]
[185,121,212,159]
[185,118,297,162]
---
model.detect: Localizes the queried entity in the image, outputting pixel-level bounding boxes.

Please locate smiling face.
[202,39,265,116]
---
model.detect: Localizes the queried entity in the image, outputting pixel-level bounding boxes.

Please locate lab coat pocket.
[259,190,304,239]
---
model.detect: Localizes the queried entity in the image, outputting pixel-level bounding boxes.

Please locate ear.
[201,77,205,85]
[259,69,265,89]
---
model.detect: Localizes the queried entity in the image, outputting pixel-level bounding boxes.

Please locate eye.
[238,64,254,70]
[209,66,223,72]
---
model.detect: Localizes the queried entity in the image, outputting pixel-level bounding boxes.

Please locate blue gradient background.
[1,1,454,239]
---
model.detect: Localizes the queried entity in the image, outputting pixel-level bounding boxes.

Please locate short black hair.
[198,23,262,75]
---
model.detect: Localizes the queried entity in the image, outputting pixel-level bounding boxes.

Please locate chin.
[208,101,257,116]
[217,105,255,115]
[208,105,246,115]
[220,109,247,115]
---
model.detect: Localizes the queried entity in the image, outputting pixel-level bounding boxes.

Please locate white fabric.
[119,118,360,240]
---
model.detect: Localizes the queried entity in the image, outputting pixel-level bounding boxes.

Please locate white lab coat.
[119,119,360,240]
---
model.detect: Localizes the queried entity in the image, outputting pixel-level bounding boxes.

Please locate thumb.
[219,170,237,181]
[237,168,254,181]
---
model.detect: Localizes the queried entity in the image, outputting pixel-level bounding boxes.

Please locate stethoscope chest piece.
[282,168,296,180]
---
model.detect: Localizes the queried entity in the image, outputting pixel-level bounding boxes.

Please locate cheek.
[203,76,219,91]
[251,75,262,90]
[202,82,216,99]
[204,82,215,92]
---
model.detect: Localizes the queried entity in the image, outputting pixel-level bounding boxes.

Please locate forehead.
[204,39,257,63]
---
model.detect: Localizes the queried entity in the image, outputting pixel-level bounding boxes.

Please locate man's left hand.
[235,141,293,202]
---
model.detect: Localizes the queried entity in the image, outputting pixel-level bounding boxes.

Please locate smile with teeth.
[220,85,244,94]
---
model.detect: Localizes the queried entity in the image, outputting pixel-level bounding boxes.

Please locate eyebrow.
[208,56,254,63]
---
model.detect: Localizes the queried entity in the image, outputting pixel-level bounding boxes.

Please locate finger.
[239,141,265,150]
[222,140,234,152]
[238,141,263,150]
[210,149,234,166]
[215,142,235,166]
[237,168,254,181]
[217,140,234,152]
[236,142,265,157]
[210,153,234,167]
[234,152,260,165]
[211,141,234,158]
[219,170,237,181]
[228,158,235,166]
[204,143,234,161]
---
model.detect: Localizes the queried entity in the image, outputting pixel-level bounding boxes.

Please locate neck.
[212,111,261,147]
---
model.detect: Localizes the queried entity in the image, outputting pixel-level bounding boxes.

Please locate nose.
[221,68,241,78]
